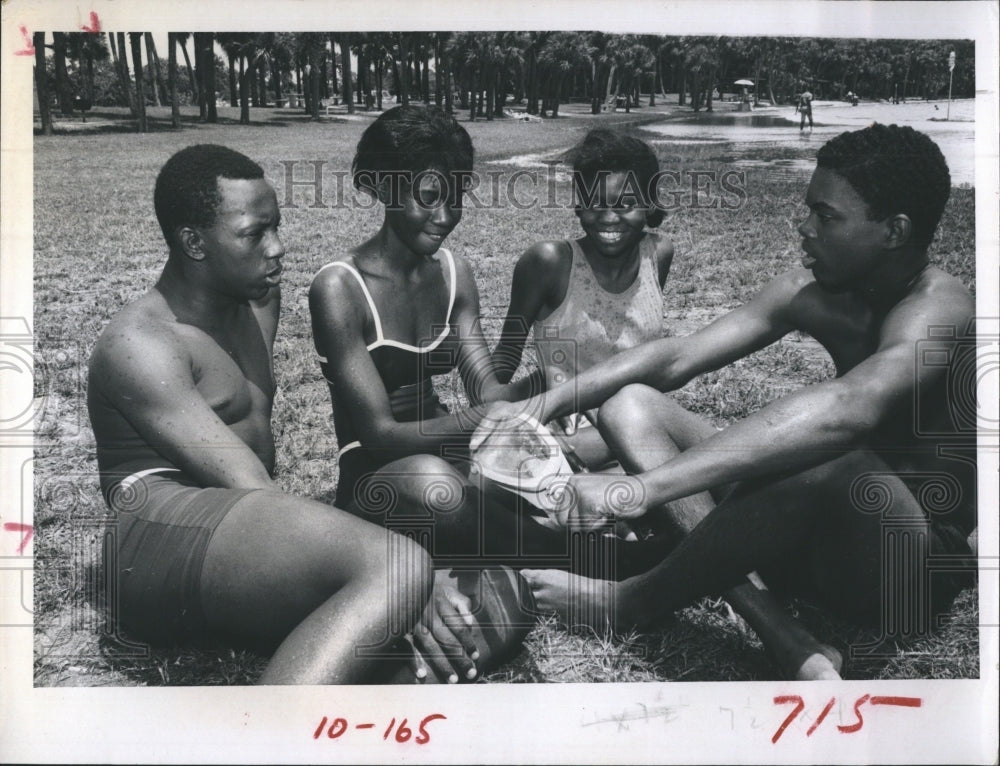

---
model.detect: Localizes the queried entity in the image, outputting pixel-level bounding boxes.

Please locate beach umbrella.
[734,79,754,86]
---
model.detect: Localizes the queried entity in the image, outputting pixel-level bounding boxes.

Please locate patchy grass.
[32,106,978,686]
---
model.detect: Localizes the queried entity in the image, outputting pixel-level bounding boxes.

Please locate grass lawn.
[32,104,978,686]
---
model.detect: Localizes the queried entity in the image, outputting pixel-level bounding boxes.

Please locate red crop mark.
[4,522,34,553]
[771,695,805,744]
[81,12,101,33]
[15,25,35,56]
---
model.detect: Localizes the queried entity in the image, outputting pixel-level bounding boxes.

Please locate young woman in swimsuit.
[309,106,553,680]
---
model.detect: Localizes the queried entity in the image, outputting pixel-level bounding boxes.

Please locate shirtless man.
[88,144,478,684]
[484,123,978,658]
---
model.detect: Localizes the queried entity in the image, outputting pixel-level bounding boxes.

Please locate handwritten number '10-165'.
[313,714,446,745]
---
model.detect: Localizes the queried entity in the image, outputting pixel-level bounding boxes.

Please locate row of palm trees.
[34,32,973,134]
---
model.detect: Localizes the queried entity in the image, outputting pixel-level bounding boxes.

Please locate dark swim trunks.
[103,467,257,645]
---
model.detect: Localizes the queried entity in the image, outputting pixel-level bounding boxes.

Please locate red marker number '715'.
[772,695,921,743]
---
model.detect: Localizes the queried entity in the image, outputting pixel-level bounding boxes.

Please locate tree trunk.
[485,62,495,121]
[272,61,283,103]
[259,58,269,107]
[226,52,238,106]
[376,57,383,109]
[442,42,452,114]
[356,45,365,106]
[650,52,659,106]
[85,49,95,103]
[34,33,54,135]
[310,48,321,119]
[340,34,354,113]
[203,34,218,122]
[145,33,166,106]
[753,56,762,106]
[179,36,199,104]
[113,33,139,116]
[396,33,410,106]
[434,35,443,107]
[239,56,250,124]
[526,47,539,114]
[320,57,329,99]
[250,59,260,107]
[168,33,181,127]
[422,45,431,102]
[129,33,148,132]
[193,33,207,120]
[52,33,74,116]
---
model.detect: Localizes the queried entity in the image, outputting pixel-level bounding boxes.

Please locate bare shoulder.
[645,231,676,283]
[518,239,571,276]
[308,257,368,327]
[89,291,190,391]
[885,266,975,337]
[751,268,818,314]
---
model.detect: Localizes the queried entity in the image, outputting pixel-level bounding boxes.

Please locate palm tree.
[269,34,296,105]
[128,33,148,132]
[217,34,241,107]
[66,32,109,106]
[175,33,200,104]
[109,32,139,116]
[339,33,354,113]
[394,33,411,106]
[144,33,167,106]
[167,32,181,127]
[51,32,74,116]
[34,32,53,135]
[192,33,218,122]
[536,32,591,117]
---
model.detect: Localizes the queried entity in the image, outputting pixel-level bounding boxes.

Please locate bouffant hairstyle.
[352,105,474,203]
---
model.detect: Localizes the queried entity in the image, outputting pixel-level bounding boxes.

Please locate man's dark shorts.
[103,466,258,645]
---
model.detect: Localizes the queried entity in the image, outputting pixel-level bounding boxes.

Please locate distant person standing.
[797,89,814,131]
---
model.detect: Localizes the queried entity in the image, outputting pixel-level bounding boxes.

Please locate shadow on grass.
[34,108,366,136]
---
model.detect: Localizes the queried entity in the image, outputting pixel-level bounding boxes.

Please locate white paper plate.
[471,413,573,524]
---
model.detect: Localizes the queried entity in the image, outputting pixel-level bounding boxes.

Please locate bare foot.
[793,645,843,681]
[520,569,629,633]
[768,622,844,680]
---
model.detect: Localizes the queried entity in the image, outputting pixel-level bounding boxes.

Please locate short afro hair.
[352,106,474,198]
[566,129,665,227]
[816,123,950,249]
[154,144,265,249]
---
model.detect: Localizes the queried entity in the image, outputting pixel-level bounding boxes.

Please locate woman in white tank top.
[492,129,676,470]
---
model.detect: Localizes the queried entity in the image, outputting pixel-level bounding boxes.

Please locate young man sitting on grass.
[481,123,978,668]
[88,144,482,684]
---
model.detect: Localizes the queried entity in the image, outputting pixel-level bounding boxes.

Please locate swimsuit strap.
[318,260,385,350]
[318,250,456,354]
[438,247,457,328]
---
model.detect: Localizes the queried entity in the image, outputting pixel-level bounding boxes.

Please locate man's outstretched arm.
[601,278,975,513]
[537,272,802,422]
